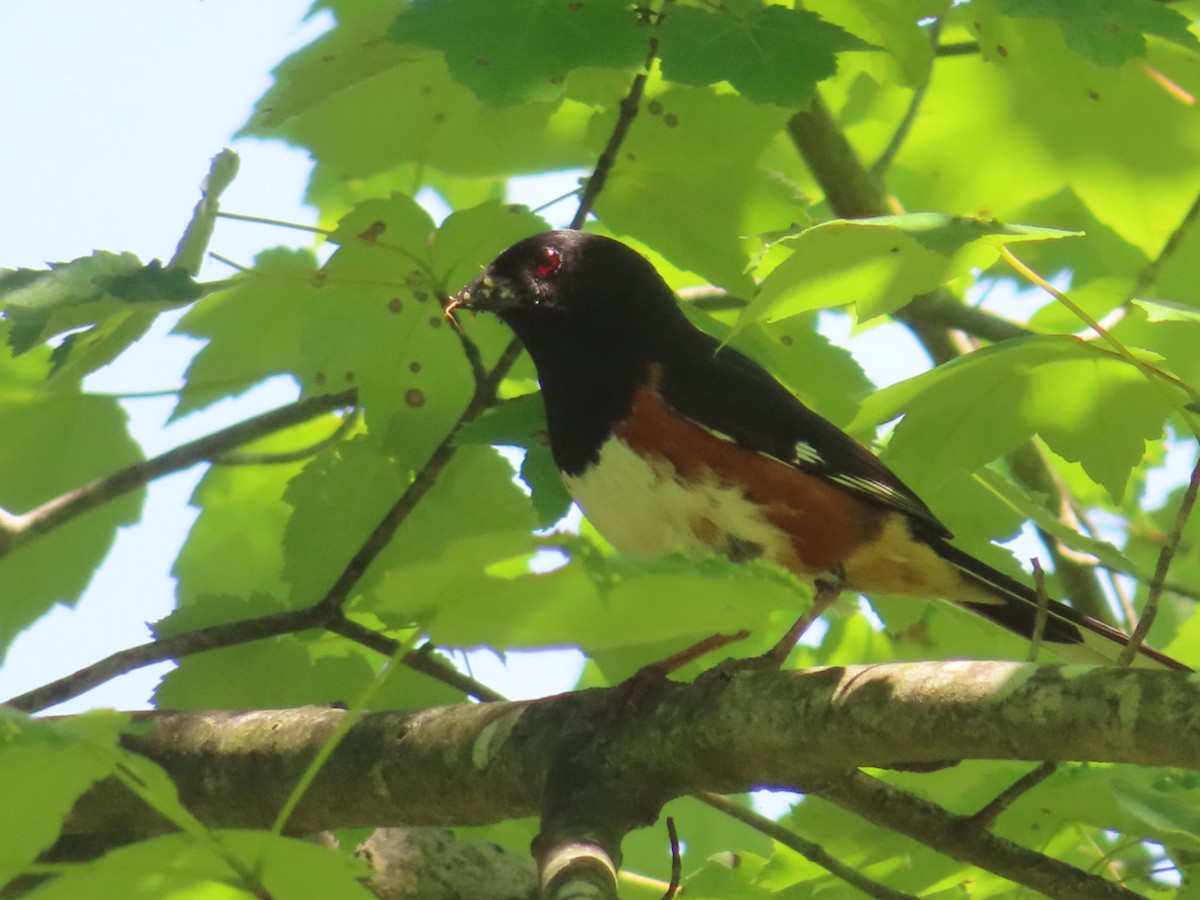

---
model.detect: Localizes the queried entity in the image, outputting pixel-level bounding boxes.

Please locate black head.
[451,231,691,363]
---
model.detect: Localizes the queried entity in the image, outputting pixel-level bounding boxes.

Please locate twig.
[8,333,525,713]
[1133,184,1200,297]
[570,37,659,229]
[802,770,1145,900]
[969,761,1058,830]
[698,794,918,900]
[0,390,355,560]
[5,607,325,712]
[448,316,489,389]
[325,618,507,703]
[661,817,681,900]
[1118,453,1200,666]
[871,18,942,178]
[314,338,524,618]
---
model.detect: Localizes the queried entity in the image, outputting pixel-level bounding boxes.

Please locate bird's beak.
[448,271,521,314]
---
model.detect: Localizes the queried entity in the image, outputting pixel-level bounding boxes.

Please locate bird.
[450,229,1188,671]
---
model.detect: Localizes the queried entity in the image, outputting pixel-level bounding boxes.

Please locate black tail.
[932,539,1190,671]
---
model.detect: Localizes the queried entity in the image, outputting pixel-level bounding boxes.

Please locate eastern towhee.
[452,230,1187,671]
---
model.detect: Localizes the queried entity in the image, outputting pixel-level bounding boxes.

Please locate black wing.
[658,331,952,541]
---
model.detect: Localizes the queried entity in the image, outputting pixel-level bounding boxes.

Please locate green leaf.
[172,247,320,419]
[852,335,1173,500]
[0,710,124,888]
[745,214,1078,324]
[332,444,540,623]
[27,830,373,899]
[994,0,1200,67]
[456,392,572,528]
[658,5,870,108]
[1129,296,1200,324]
[389,0,646,107]
[1111,776,1200,850]
[592,86,795,294]
[242,6,607,190]
[897,5,1200,258]
[281,435,408,608]
[806,0,946,87]
[0,336,144,656]
[155,604,461,711]
[170,416,343,609]
[0,253,200,379]
[432,199,550,295]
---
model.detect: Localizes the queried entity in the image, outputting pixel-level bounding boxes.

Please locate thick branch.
[65,662,1200,839]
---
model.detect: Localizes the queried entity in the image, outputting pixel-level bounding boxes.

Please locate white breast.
[562,435,791,562]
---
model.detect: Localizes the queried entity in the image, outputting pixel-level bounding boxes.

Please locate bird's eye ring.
[534,245,562,279]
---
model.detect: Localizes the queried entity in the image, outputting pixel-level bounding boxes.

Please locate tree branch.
[0,389,356,559]
[570,37,659,230]
[698,793,918,900]
[801,771,1142,900]
[61,662,1197,895]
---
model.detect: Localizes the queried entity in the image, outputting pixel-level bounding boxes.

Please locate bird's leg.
[698,568,846,681]
[756,567,846,669]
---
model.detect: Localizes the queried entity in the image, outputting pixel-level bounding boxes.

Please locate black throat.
[503,313,652,476]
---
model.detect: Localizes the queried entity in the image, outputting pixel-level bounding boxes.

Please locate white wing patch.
[792,440,823,465]
[828,473,901,502]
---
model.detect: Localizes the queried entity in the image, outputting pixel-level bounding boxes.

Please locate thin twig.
[759,577,842,669]
[661,817,681,900]
[970,761,1059,829]
[0,390,355,559]
[314,338,524,618]
[698,794,918,900]
[1133,185,1200,298]
[8,335,525,713]
[570,37,659,229]
[449,315,490,389]
[5,607,325,712]
[325,618,507,703]
[1118,453,1200,666]
[871,18,942,178]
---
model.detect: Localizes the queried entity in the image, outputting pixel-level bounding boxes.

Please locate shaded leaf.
[995,0,1200,67]
[390,0,645,107]
[0,253,200,379]
[659,5,870,107]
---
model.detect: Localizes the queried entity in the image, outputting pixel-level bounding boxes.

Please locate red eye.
[534,245,562,279]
